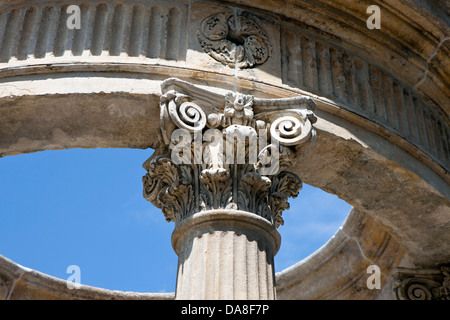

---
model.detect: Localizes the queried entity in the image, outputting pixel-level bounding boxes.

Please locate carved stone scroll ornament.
[143,78,317,228]
[197,11,272,68]
[392,266,450,300]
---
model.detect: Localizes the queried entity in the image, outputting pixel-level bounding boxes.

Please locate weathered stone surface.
[0,91,161,154]
[276,208,410,300]
[298,110,450,266]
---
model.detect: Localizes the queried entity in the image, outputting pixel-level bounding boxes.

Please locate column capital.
[142,78,317,227]
[391,265,450,300]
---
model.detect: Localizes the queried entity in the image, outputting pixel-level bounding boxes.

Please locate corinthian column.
[142,78,317,300]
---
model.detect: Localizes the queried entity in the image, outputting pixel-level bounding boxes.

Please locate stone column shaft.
[172,210,280,300]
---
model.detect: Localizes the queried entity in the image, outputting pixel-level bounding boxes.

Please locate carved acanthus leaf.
[142,155,176,208]
[200,168,233,210]
[268,171,303,227]
[143,78,317,227]
[159,180,194,222]
[238,172,271,220]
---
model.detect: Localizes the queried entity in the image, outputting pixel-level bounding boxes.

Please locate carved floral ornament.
[197,11,272,68]
[142,78,317,228]
[392,266,450,300]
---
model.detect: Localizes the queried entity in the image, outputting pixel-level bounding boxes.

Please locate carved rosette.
[391,266,450,300]
[143,78,317,227]
[197,11,272,68]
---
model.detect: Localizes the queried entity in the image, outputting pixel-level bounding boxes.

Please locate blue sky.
[0,148,351,293]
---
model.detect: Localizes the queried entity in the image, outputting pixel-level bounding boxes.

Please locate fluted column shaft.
[171,210,281,300]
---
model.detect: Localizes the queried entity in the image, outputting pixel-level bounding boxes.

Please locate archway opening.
[0,148,351,293]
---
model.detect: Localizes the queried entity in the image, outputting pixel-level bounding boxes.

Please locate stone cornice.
[0,0,447,173]
[220,0,450,115]
[0,0,447,113]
